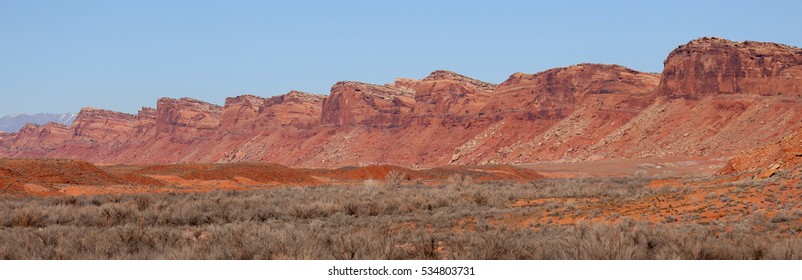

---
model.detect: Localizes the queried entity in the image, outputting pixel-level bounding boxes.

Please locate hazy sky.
[1,0,800,115]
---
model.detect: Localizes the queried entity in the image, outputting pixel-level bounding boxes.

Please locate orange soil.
[494,170,802,238]
[311,164,543,181]
[0,159,544,197]
[6,157,801,239]
[525,156,730,178]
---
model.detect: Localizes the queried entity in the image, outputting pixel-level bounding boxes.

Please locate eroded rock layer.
[2,37,802,167]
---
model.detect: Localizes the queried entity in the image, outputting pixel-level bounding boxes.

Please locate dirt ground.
[0,159,544,196]
[4,156,799,235]
[3,156,802,259]
[524,156,731,178]
[0,156,738,197]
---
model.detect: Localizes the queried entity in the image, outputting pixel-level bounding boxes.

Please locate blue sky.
[1,0,800,115]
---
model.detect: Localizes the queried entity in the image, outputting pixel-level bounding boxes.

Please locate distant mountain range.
[0,113,77,132]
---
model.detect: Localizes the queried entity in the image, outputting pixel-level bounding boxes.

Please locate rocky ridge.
[1,37,802,168]
[658,37,802,98]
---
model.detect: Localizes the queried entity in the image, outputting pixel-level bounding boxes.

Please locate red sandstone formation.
[658,37,802,98]
[321,81,414,128]
[1,37,801,168]
[413,70,496,118]
[0,159,544,196]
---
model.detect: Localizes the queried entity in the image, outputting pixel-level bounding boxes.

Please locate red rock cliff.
[321,82,414,128]
[413,70,496,118]
[3,37,802,167]
[658,37,802,98]
[155,98,222,143]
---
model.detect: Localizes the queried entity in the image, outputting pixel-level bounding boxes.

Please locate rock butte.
[1,37,802,168]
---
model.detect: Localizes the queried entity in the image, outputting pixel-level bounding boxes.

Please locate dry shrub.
[386,170,405,188]
[12,208,47,228]
[135,196,151,211]
[448,174,473,190]
[0,176,801,260]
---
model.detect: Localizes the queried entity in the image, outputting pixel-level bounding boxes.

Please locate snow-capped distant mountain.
[0,113,77,132]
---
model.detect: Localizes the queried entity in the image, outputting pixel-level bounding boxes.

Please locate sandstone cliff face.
[4,123,71,155]
[412,70,496,118]
[439,64,661,164]
[484,64,659,115]
[658,37,802,98]
[321,82,414,128]
[220,91,324,133]
[72,107,136,143]
[261,91,325,128]
[133,107,158,139]
[3,37,802,168]
[155,98,222,143]
[220,95,268,133]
